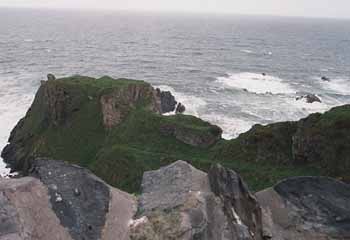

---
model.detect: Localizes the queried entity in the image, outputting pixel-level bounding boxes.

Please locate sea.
[1,8,350,175]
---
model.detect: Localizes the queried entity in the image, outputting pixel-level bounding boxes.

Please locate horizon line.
[1,5,350,21]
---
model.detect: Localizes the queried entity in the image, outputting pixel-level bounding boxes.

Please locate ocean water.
[1,8,350,175]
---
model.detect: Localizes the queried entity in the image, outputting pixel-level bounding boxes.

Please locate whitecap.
[321,77,350,95]
[201,114,254,139]
[216,72,295,95]
[240,49,253,54]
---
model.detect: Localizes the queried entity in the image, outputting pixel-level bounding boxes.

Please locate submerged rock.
[175,102,186,114]
[296,94,321,103]
[47,73,56,81]
[257,176,350,240]
[321,76,330,82]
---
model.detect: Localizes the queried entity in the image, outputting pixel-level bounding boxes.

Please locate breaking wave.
[216,72,295,95]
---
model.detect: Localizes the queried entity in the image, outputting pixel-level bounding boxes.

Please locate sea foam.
[217,72,295,95]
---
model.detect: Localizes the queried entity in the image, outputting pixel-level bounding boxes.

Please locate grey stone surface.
[209,164,264,240]
[0,159,137,240]
[138,160,210,214]
[30,158,110,240]
[257,176,350,240]
[132,160,262,240]
[0,177,73,240]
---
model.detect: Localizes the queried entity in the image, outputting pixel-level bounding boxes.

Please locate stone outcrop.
[156,88,178,113]
[2,160,350,240]
[47,73,56,81]
[208,164,263,240]
[160,119,222,148]
[0,159,137,240]
[130,161,262,240]
[257,176,350,240]
[100,83,163,129]
[0,177,73,240]
[176,102,186,114]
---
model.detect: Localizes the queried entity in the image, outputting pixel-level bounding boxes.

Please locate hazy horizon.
[0,0,349,20]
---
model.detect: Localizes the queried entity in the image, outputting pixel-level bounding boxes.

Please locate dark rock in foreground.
[1,160,350,240]
[257,176,350,240]
[0,159,136,240]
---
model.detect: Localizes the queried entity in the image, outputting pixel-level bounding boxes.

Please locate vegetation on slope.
[3,75,349,193]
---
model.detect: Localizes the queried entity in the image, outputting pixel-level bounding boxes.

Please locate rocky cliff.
[1,75,221,192]
[2,75,350,192]
[1,160,349,240]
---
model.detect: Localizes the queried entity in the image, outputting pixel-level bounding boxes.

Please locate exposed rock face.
[30,159,111,240]
[130,161,262,240]
[0,177,73,240]
[100,84,162,129]
[208,164,263,240]
[0,159,137,240]
[2,160,350,240]
[257,177,350,240]
[296,94,321,103]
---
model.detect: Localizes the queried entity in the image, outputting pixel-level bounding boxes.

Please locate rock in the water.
[156,88,178,113]
[256,176,350,240]
[47,73,56,81]
[175,103,186,114]
[131,160,262,240]
[321,76,330,82]
[296,94,321,103]
[209,164,264,240]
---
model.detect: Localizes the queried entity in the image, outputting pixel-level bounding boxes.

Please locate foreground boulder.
[2,160,350,240]
[209,164,263,240]
[0,177,72,240]
[0,159,137,240]
[130,160,263,240]
[257,177,350,240]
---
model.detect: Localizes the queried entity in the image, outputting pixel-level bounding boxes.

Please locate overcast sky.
[1,0,349,19]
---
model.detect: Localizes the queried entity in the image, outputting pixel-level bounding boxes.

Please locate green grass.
[7,75,345,193]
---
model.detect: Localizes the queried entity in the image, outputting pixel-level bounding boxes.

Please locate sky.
[1,0,349,19]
